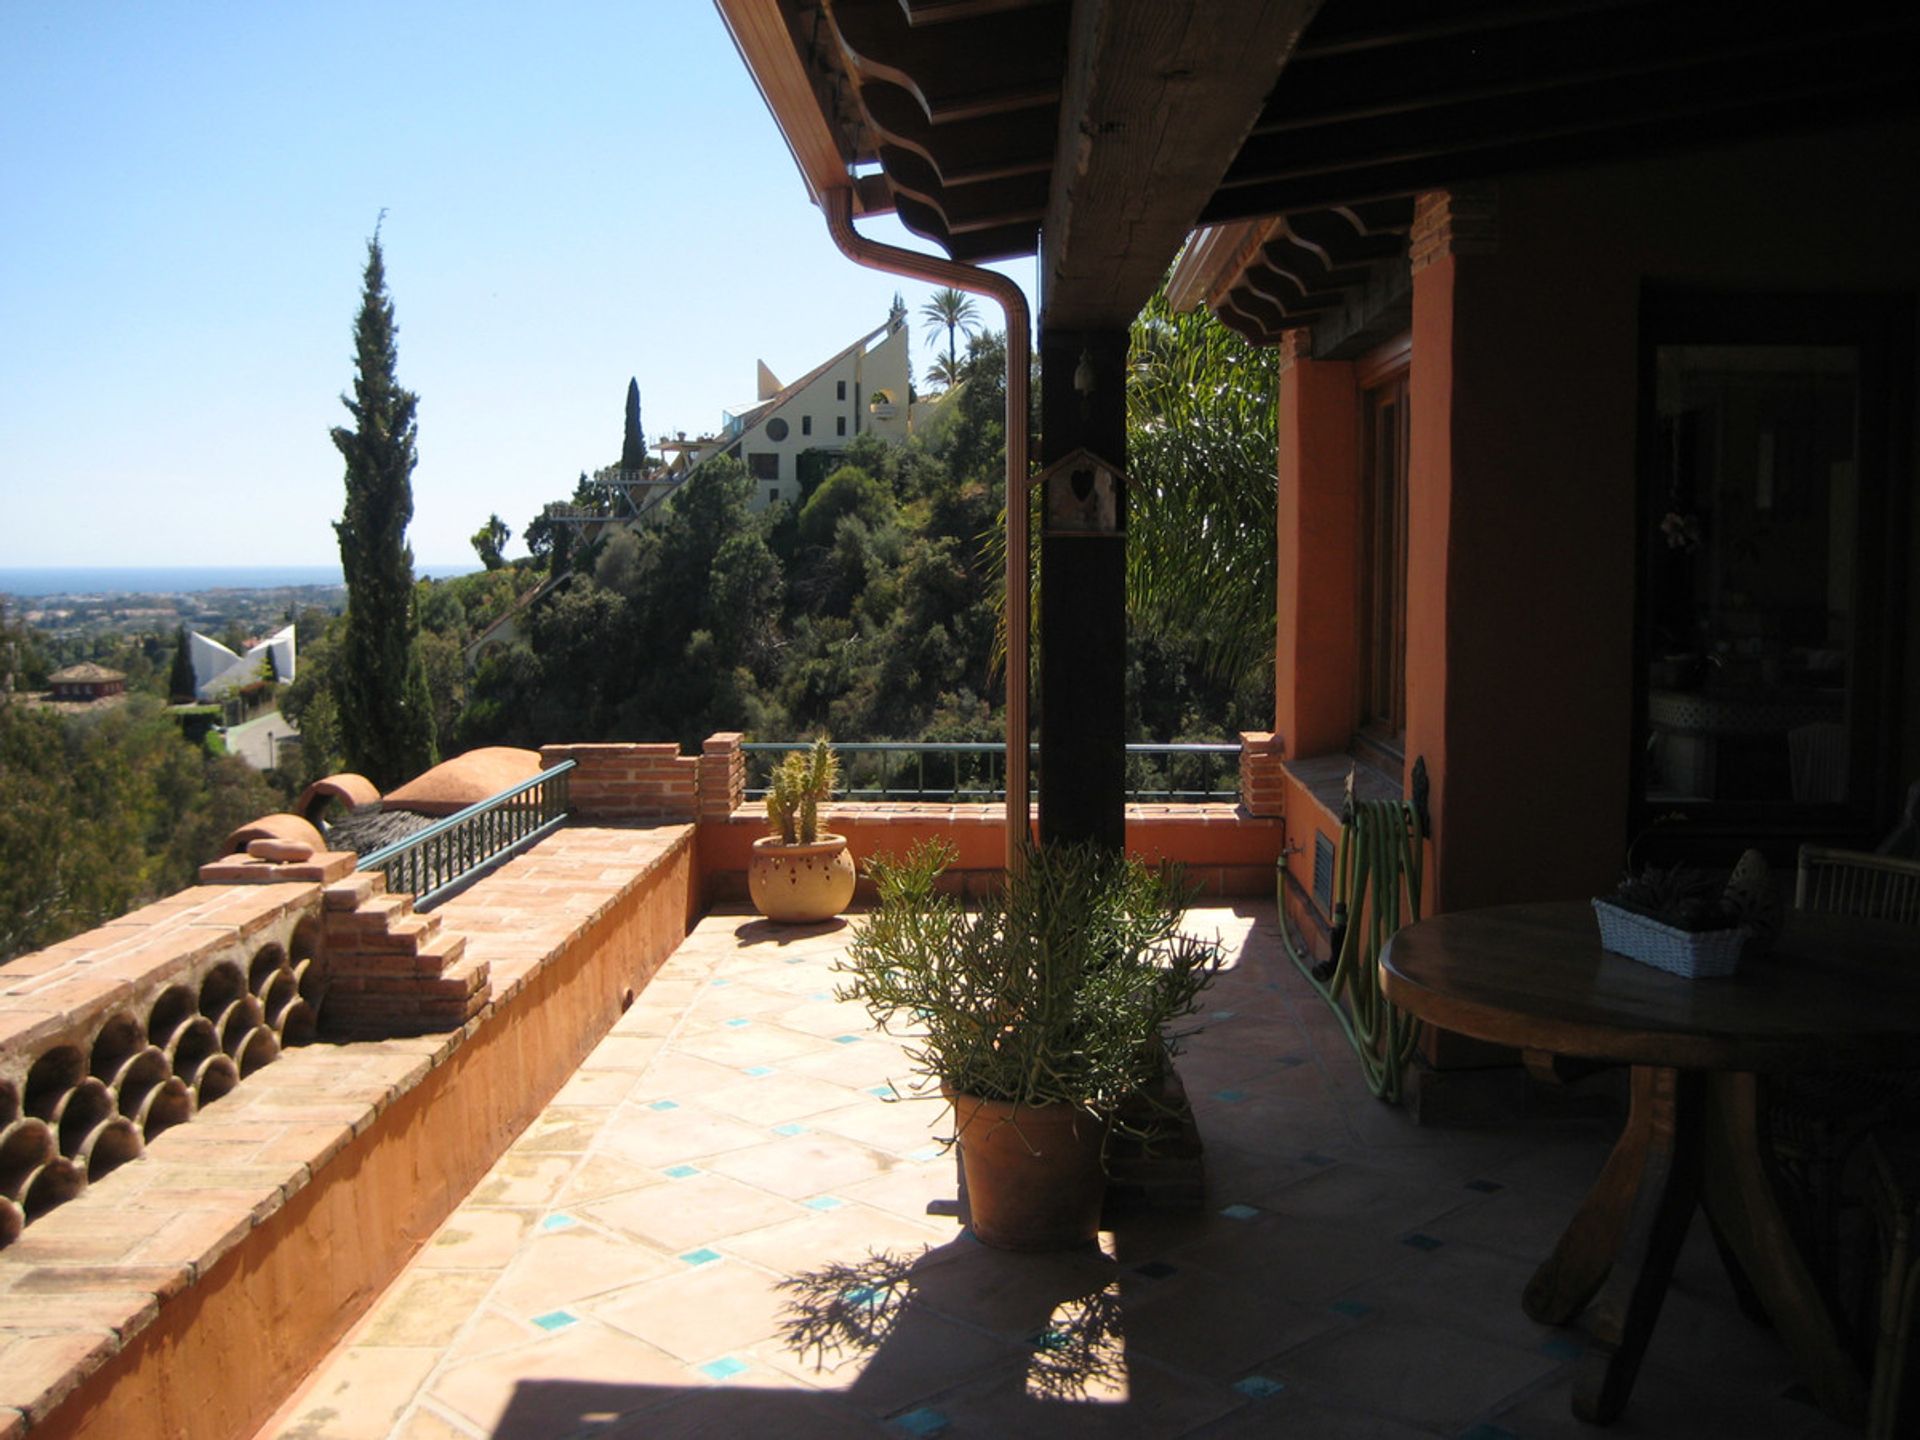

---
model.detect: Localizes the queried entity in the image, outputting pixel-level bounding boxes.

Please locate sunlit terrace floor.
[259,903,1857,1440]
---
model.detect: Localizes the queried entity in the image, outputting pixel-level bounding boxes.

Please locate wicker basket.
[1591,899,1750,979]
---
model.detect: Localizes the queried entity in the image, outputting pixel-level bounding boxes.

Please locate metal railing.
[359,760,575,909]
[741,742,1240,804]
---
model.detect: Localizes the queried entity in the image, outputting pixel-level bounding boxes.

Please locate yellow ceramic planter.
[749,834,856,923]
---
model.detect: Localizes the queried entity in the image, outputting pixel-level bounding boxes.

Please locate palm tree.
[920,287,982,376]
[926,353,962,392]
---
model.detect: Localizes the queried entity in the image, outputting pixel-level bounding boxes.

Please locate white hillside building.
[190,625,296,700]
[699,311,913,510]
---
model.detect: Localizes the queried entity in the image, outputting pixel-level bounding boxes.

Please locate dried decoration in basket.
[1593,851,1778,979]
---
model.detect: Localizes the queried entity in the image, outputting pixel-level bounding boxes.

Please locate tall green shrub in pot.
[836,838,1224,1249]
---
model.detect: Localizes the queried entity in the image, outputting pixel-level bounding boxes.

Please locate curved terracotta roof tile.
[295,773,383,822]
[384,747,544,818]
[224,813,327,856]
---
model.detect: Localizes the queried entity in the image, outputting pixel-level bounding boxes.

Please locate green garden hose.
[1278,773,1426,1103]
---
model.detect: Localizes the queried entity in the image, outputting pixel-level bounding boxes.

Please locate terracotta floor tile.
[590,1257,792,1363]
[757,1297,1019,1414]
[261,1344,440,1440]
[427,1322,688,1435]
[550,1068,643,1108]
[465,1153,575,1209]
[595,1105,775,1170]
[413,1208,537,1271]
[488,1229,676,1315]
[554,1153,669,1207]
[719,1199,950,1276]
[803,1093,955,1156]
[582,1169,803,1253]
[692,1072,869,1127]
[358,1272,498,1348]
[388,1404,479,1440]
[701,1131,900,1199]
[1272,1315,1560,1432]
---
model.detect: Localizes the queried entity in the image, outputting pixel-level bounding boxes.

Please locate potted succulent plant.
[749,738,856,923]
[836,837,1224,1250]
[1592,850,1780,979]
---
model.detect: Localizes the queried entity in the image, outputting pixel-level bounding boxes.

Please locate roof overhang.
[719,0,1920,339]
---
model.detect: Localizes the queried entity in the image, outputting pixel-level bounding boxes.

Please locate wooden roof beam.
[1038,0,1324,332]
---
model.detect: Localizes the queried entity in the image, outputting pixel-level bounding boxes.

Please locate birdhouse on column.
[1039,447,1125,537]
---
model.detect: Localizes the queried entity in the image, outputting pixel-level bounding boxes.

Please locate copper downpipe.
[821,188,1033,875]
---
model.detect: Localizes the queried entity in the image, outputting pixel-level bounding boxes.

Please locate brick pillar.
[1238,732,1285,819]
[541,743,699,822]
[699,733,746,818]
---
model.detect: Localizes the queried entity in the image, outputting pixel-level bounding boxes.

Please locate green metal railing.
[740,742,1240,804]
[359,760,575,910]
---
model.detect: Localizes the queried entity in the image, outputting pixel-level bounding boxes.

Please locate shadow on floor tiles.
[731,916,853,947]
[487,1216,1235,1440]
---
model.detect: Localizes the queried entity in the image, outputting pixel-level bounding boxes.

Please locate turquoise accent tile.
[649,1099,679,1112]
[803,1195,845,1211]
[1233,1375,1285,1399]
[664,1164,700,1179]
[893,1409,949,1437]
[1275,1055,1306,1068]
[1330,1299,1374,1319]
[531,1309,578,1332]
[710,978,731,987]
[540,1213,577,1232]
[832,1034,861,1045]
[1220,1203,1261,1220]
[699,1355,750,1381]
[907,1145,945,1163]
[680,1248,722,1266]
[743,1065,776,1078]
[867,1084,897,1099]
[1540,1336,1584,1361]
[1401,1232,1444,1251]
[1027,1328,1070,1352]
[1301,1151,1337,1166]
[1214,1088,1248,1104]
[1211,1009,1236,1021]
[809,991,832,1001]
[725,1017,751,1029]
[772,1123,807,1137]
[845,1285,881,1309]
[786,956,807,964]
[1465,1178,1504,1193]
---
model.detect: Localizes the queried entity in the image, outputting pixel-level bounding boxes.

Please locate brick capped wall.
[699,733,746,819]
[540,742,699,823]
[1239,731,1286,819]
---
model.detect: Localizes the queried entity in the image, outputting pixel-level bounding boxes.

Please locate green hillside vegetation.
[291,295,1277,766]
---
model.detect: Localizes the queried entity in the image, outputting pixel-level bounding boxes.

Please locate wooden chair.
[1781,835,1920,1435]
[1796,844,1920,927]
[1864,1135,1920,1439]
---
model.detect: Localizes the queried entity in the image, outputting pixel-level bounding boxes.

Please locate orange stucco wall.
[699,807,1284,901]
[35,836,695,1440]
[1281,116,1920,917]
[1275,358,1361,757]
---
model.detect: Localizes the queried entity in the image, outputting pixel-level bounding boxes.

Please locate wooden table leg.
[1572,1066,1703,1425]
[1699,1071,1867,1426]
[1524,1066,1656,1325]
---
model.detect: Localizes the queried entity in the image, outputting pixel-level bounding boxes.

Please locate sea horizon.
[1,563,480,599]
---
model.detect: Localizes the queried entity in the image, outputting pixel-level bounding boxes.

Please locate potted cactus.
[749,738,856,923]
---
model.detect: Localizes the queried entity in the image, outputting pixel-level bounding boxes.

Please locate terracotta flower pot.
[749,833,856,923]
[949,1091,1108,1250]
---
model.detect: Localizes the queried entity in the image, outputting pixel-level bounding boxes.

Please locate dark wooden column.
[1038,327,1128,852]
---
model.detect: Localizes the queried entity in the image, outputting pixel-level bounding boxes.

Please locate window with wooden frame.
[1357,337,1411,757]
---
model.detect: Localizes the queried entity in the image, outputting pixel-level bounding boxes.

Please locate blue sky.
[0,3,1033,569]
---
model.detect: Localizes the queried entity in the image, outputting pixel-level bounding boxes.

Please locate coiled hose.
[1278,780,1425,1103]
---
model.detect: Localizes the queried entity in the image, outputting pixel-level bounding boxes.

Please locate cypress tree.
[168,625,196,702]
[620,377,646,475]
[330,222,437,789]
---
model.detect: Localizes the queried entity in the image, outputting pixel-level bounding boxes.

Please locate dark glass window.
[765,417,789,442]
[836,380,847,401]
[801,415,812,436]
[1358,370,1409,752]
[1635,289,1911,852]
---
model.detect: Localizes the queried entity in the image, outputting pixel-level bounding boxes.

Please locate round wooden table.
[1381,901,1920,1426]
